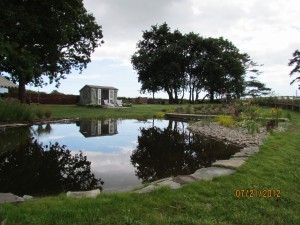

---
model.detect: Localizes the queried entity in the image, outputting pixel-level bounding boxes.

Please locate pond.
[0,119,242,196]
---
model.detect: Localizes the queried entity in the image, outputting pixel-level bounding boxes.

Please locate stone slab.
[232,152,252,157]
[136,179,181,193]
[230,157,249,161]
[136,185,158,193]
[66,189,101,198]
[0,193,24,204]
[172,175,198,184]
[102,185,144,194]
[242,147,259,154]
[191,167,235,181]
[158,180,181,190]
[212,159,245,169]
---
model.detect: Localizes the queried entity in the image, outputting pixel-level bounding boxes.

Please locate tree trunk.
[209,90,214,103]
[18,80,26,104]
[174,89,179,104]
[180,90,185,104]
[167,90,174,104]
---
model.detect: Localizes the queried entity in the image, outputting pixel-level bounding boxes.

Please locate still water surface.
[0,119,241,195]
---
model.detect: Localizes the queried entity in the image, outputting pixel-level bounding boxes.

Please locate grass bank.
[0,113,299,224]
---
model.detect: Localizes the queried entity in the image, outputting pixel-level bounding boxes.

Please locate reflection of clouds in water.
[73,151,135,173]
[73,150,141,189]
[120,146,135,154]
[38,133,81,142]
[39,135,65,141]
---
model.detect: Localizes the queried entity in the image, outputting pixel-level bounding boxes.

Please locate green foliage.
[0,0,103,102]
[269,107,282,126]
[132,23,253,104]
[288,49,300,88]
[217,115,234,127]
[44,108,52,119]
[185,104,194,114]
[164,108,175,113]
[154,112,165,119]
[284,111,293,120]
[0,98,34,122]
[35,107,45,119]
[245,76,271,97]
[245,120,260,134]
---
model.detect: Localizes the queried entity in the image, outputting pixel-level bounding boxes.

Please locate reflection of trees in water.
[0,138,103,196]
[34,124,53,136]
[0,124,53,154]
[0,126,32,154]
[131,120,240,182]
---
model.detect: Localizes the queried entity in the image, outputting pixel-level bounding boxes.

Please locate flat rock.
[191,167,235,181]
[173,175,198,184]
[230,157,249,161]
[136,178,181,193]
[212,159,245,169]
[102,185,144,194]
[232,152,251,157]
[0,193,24,204]
[22,195,34,201]
[66,189,101,198]
[158,179,181,190]
[136,185,159,193]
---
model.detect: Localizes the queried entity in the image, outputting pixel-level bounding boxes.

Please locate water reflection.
[0,138,103,196]
[0,126,32,154]
[131,120,240,182]
[0,119,242,193]
[33,124,53,136]
[78,119,118,137]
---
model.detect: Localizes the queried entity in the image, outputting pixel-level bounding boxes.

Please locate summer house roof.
[0,76,18,88]
[80,85,118,91]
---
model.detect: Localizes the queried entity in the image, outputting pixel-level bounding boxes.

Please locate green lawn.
[36,104,180,120]
[0,110,299,224]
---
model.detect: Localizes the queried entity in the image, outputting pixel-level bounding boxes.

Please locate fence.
[252,96,300,112]
[3,93,79,104]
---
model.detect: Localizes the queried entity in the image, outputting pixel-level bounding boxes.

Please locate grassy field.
[0,110,299,224]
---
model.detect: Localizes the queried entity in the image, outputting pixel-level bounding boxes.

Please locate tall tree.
[244,72,271,98]
[0,0,103,102]
[201,37,248,102]
[182,33,206,103]
[131,23,185,103]
[288,49,300,89]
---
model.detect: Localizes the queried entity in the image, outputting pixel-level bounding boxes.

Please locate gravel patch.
[188,121,287,147]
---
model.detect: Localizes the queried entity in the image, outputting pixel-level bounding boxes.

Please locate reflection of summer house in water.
[79,119,118,137]
[79,85,118,106]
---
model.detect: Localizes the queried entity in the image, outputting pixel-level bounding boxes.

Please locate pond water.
[0,119,241,195]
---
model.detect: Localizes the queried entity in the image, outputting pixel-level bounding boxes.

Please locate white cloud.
[33,0,300,97]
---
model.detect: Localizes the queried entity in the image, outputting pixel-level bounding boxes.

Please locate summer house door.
[98,89,101,105]
[109,90,114,104]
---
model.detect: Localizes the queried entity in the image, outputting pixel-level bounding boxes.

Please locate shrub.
[0,98,34,122]
[186,105,194,114]
[217,115,234,128]
[165,108,175,113]
[246,120,260,134]
[284,111,292,120]
[35,108,45,119]
[269,108,282,126]
[154,112,165,119]
[174,107,185,113]
[45,109,52,119]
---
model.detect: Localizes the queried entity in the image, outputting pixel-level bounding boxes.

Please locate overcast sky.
[29,0,300,98]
